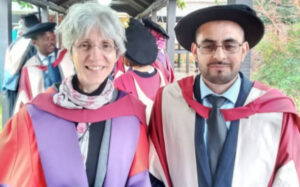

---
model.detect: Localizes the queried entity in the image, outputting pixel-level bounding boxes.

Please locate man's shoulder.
[161,80,180,95]
[23,55,39,67]
[161,76,194,99]
[245,81,297,114]
[252,81,287,99]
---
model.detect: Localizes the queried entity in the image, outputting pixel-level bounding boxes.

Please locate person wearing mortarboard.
[2,13,39,121]
[142,18,175,83]
[13,19,74,114]
[114,18,167,125]
[149,4,300,187]
[113,19,174,85]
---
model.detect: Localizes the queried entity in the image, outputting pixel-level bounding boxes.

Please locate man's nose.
[212,45,226,60]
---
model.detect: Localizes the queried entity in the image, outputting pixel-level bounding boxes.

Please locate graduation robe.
[2,37,37,120]
[152,49,174,83]
[0,88,151,187]
[149,74,300,187]
[14,49,75,114]
[113,52,173,84]
[114,69,166,125]
[113,57,130,79]
[3,38,36,92]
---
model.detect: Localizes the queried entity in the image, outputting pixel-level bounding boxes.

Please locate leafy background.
[253,0,300,114]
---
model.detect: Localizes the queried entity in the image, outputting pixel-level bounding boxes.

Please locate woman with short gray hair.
[57,1,126,56]
[0,2,151,187]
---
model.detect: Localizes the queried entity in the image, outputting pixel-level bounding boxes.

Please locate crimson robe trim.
[149,87,172,187]
[149,76,300,187]
[31,90,146,125]
[177,76,299,123]
[53,49,67,67]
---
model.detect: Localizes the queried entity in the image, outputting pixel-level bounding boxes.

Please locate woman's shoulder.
[28,89,146,125]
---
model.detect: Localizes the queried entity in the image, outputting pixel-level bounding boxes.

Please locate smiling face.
[71,27,118,93]
[191,20,249,85]
[33,31,56,56]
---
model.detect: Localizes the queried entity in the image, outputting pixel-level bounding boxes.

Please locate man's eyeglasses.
[74,41,117,53]
[195,41,244,54]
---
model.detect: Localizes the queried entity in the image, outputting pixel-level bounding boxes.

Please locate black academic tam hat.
[21,13,40,28]
[142,18,169,39]
[175,4,265,51]
[23,22,56,39]
[125,18,158,66]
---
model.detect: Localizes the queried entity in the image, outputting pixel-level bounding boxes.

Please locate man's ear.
[191,42,198,58]
[241,41,250,61]
[32,39,37,46]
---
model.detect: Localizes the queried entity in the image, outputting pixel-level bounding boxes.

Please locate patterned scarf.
[53,75,115,109]
[53,75,115,164]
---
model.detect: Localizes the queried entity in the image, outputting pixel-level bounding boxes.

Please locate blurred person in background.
[114,18,166,125]
[2,13,39,120]
[143,18,174,83]
[13,16,74,114]
[113,19,174,84]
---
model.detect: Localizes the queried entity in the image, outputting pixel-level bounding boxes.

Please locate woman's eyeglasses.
[74,41,117,53]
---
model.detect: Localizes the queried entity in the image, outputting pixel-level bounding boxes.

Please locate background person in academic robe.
[114,18,167,125]
[13,18,74,114]
[2,13,39,121]
[149,4,300,187]
[142,18,175,83]
[0,2,150,187]
[113,19,174,85]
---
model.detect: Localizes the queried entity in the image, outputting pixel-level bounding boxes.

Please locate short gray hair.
[56,1,126,56]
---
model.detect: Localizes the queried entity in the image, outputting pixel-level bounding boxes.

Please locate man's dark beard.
[203,62,237,85]
[204,71,237,85]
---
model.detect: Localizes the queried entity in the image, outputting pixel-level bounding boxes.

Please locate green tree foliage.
[12,0,34,9]
[255,0,300,24]
[176,0,186,10]
[253,0,300,113]
[253,23,300,113]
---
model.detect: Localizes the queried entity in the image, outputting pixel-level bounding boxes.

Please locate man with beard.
[14,21,74,113]
[149,4,300,187]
